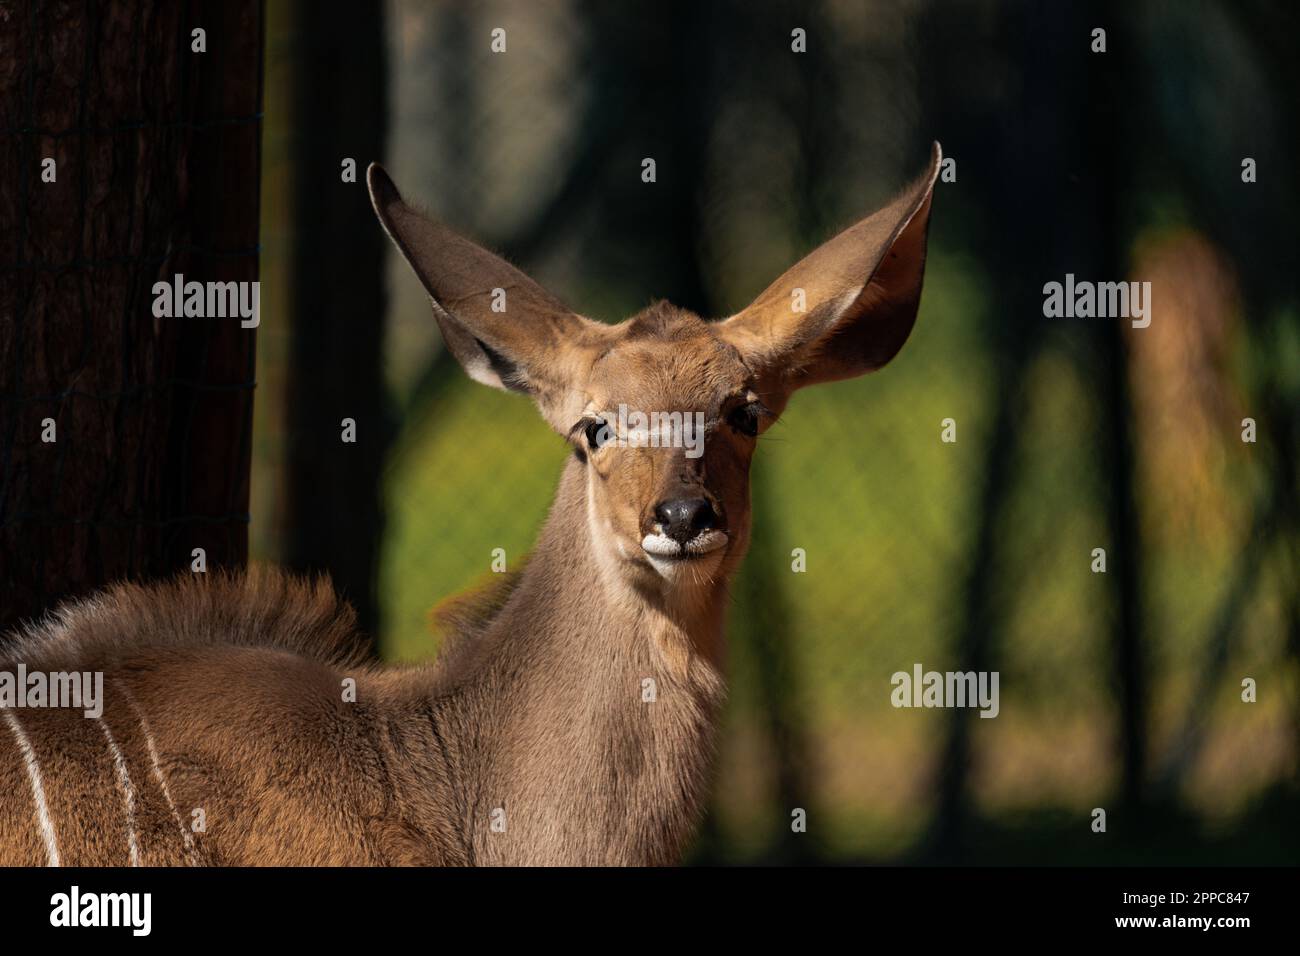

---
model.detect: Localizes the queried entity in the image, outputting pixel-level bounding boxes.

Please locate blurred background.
[255,0,1299,864]
[3,0,1297,864]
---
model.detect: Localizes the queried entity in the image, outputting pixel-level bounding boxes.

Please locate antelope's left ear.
[718,142,941,399]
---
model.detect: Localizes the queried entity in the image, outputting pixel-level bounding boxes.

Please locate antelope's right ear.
[717,143,941,407]
[367,163,610,430]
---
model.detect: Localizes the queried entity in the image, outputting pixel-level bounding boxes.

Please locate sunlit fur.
[0,147,939,866]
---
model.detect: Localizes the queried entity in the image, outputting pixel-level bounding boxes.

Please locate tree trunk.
[0,0,262,637]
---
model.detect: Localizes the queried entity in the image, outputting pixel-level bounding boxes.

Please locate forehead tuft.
[624,301,708,341]
[586,302,748,411]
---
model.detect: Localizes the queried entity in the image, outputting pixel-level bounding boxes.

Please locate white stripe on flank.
[117,683,196,864]
[97,718,141,866]
[3,710,60,866]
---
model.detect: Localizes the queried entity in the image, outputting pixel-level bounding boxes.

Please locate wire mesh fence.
[319,0,1297,862]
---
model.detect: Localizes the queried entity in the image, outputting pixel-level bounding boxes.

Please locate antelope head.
[368,144,941,602]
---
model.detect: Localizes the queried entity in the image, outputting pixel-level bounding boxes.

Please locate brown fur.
[0,145,940,866]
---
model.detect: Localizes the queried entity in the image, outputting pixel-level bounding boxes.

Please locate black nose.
[654,497,717,545]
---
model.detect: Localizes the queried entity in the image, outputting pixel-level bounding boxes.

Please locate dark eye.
[727,404,760,437]
[584,418,613,450]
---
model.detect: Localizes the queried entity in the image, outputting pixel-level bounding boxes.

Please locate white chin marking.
[641,533,684,557]
[640,530,728,578]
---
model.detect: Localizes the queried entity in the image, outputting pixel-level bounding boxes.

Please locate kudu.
[0,144,941,866]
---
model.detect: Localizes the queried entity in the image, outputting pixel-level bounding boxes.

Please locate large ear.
[368,163,611,430]
[718,142,941,403]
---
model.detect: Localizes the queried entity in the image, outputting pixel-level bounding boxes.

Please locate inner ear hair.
[476,338,529,393]
[368,161,616,432]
